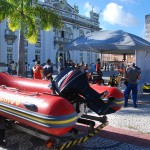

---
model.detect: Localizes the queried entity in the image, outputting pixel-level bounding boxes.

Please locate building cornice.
[38,2,101,30]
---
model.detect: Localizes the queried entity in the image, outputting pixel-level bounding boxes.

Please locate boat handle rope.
[0,85,39,96]
[17,91,40,96]
[0,85,19,91]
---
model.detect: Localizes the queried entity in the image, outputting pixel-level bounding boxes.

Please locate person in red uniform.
[96,62,101,73]
[96,58,101,74]
[95,58,103,79]
[84,63,89,78]
[32,61,43,79]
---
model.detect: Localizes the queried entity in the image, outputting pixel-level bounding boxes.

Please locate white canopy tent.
[65,30,150,84]
[136,50,150,84]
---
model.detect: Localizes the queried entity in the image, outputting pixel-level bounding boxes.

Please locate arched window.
[67,27,73,39]
[59,24,67,38]
[56,49,70,68]
[86,31,90,34]
[79,29,84,36]
[44,0,51,3]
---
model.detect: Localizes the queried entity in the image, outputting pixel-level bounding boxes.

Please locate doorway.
[56,49,70,68]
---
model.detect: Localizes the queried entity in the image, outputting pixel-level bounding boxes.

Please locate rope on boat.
[0,85,39,96]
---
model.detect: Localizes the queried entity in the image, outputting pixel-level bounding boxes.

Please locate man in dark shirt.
[124,63,141,108]
[43,59,53,81]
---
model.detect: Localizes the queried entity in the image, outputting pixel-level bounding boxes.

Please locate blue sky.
[67,0,150,38]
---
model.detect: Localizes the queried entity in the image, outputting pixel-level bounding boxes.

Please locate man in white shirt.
[29,60,35,78]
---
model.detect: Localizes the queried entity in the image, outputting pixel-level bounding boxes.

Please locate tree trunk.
[17,34,25,76]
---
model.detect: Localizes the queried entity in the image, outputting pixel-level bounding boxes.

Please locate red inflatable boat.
[0,68,124,139]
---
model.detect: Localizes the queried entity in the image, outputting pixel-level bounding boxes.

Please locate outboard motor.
[52,68,113,115]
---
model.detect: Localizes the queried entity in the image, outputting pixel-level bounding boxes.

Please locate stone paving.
[1,121,150,150]
[108,103,150,133]
[69,137,150,150]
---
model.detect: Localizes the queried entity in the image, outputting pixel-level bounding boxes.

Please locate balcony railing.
[5,29,17,40]
[54,37,72,44]
[40,3,100,30]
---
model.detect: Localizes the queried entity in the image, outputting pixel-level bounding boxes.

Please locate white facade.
[0,0,101,67]
[145,14,150,42]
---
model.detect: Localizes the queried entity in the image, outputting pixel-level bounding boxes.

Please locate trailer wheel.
[46,138,55,149]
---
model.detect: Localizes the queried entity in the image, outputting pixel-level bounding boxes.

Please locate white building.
[0,0,101,68]
[145,14,150,42]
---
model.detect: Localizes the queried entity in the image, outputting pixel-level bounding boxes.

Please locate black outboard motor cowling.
[52,68,107,115]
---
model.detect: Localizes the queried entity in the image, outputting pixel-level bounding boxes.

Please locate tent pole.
[101,52,103,66]
[135,50,137,64]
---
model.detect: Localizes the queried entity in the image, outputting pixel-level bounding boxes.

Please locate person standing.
[96,58,103,78]
[79,61,85,72]
[10,61,16,75]
[58,54,64,73]
[43,59,54,81]
[84,63,89,79]
[32,61,43,79]
[90,62,96,73]
[124,63,141,108]
[29,59,35,78]
[7,63,12,74]
[96,59,101,74]
[119,64,125,77]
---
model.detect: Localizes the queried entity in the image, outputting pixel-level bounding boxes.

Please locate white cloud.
[83,2,100,17]
[102,3,137,27]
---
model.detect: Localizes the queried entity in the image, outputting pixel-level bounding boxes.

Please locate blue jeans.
[124,83,138,107]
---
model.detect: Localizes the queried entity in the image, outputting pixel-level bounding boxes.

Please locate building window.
[35,30,41,47]
[37,34,41,41]
[35,49,41,61]
[94,53,98,63]
[25,49,28,63]
[7,47,13,63]
[24,40,28,46]
[7,39,13,45]
[79,29,84,36]
[79,52,83,63]
[61,31,64,38]
[37,29,41,41]
[87,52,90,65]
[35,42,41,47]
[54,30,59,37]
[67,27,73,39]
[6,21,9,28]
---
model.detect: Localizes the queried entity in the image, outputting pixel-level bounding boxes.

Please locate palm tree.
[0,0,63,76]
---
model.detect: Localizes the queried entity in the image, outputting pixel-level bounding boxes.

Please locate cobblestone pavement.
[1,115,150,150]
[107,103,150,133]
[0,124,149,150]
